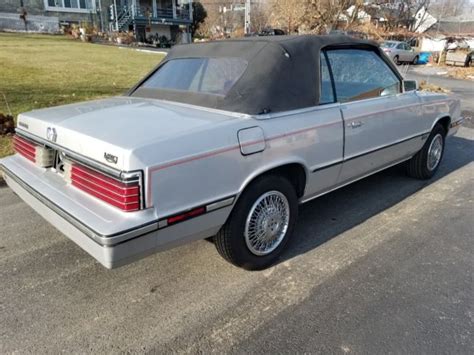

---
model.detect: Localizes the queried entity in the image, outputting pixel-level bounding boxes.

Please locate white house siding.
[420,37,447,52]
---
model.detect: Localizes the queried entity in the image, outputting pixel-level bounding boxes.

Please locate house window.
[44,0,94,12]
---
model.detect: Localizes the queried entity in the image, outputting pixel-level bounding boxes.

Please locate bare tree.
[430,0,471,17]
[302,0,360,34]
[251,1,272,33]
[361,0,431,32]
[269,0,363,34]
[269,0,307,33]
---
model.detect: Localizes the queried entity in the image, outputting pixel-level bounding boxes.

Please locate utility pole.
[244,0,251,34]
[113,0,118,31]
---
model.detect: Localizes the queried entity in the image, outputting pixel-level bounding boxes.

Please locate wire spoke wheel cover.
[427,133,443,171]
[244,191,290,256]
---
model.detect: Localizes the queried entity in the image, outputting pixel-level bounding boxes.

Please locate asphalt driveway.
[1,79,473,352]
[405,65,474,112]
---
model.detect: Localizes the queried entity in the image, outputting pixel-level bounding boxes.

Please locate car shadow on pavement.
[279,134,474,264]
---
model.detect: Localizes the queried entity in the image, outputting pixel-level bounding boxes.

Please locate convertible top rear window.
[130,36,400,114]
[141,57,248,96]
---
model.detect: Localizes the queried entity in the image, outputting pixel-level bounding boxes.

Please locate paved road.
[405,65,474,112]
[1,93,473,353]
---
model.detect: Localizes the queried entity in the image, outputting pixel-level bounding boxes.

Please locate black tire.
[394,55,400,65]
[214,175,298,270]
[412,55,419,65]
[406,124,446,179]
[465,56,472,67]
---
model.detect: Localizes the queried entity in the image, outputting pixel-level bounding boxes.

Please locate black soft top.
[130,35,397,115]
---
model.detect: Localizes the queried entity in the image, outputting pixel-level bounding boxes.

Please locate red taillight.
[13,135,37,162]
[13,135,54,167]
[70,164,141,212]
[167,207,206,225]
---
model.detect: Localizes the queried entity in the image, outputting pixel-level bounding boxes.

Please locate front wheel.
[214,175,298,270]
[406,124,446,179]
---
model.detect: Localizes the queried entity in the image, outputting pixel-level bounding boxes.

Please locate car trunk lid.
[16,97,237,171]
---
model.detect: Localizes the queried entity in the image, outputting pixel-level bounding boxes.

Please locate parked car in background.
[382,40,420,64]
[445,49,474,67]
[0,36,463,271]
[258,28,286,36]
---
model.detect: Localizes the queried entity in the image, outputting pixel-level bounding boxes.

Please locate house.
[345,5,371,23]
[0,0,193,43]
[111,0,193,43]
[414,13,474,54]
[0,0,111,32]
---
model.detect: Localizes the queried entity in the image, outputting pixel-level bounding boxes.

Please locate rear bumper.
[0,156,231,268]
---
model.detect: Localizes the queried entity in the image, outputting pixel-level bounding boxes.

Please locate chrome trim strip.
[310,132,427,174]
[343,132,428,162]
[301,155,413,204]
[450,117,464,128]
[206,197,235,212]
[311,160,342,173]
[158,220,168,229]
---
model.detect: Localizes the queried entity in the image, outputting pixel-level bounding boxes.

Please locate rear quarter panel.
[142,104,344,221]
[416,92,461,133]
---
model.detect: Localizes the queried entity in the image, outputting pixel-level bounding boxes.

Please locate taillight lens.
[13,135,54,167]
[69,163,141,212]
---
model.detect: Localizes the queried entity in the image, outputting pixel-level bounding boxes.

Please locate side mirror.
[403,80,418,92]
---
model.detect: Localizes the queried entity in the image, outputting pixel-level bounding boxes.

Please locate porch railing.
[131,5,191,20]
[115,4,191,31]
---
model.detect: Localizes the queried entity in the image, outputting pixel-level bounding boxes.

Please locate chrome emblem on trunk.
[18,121,29,129]
[104,152,118,164]
[46,127,57,142]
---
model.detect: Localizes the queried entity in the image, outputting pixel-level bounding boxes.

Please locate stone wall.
[0,0,114,32]
[0,12,59,33]
[0,0,45,16]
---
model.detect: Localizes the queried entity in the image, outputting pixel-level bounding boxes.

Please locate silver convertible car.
[0,36,464,270]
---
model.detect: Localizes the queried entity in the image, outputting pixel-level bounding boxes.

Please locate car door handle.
[348,121,363,128]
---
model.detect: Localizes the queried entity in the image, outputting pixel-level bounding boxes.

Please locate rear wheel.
[412,55,419,65]
[406,124,446,179]
[214,175,298,270]
[394,55,400,65]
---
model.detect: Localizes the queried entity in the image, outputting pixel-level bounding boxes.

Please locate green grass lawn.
[0,32,163,157]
